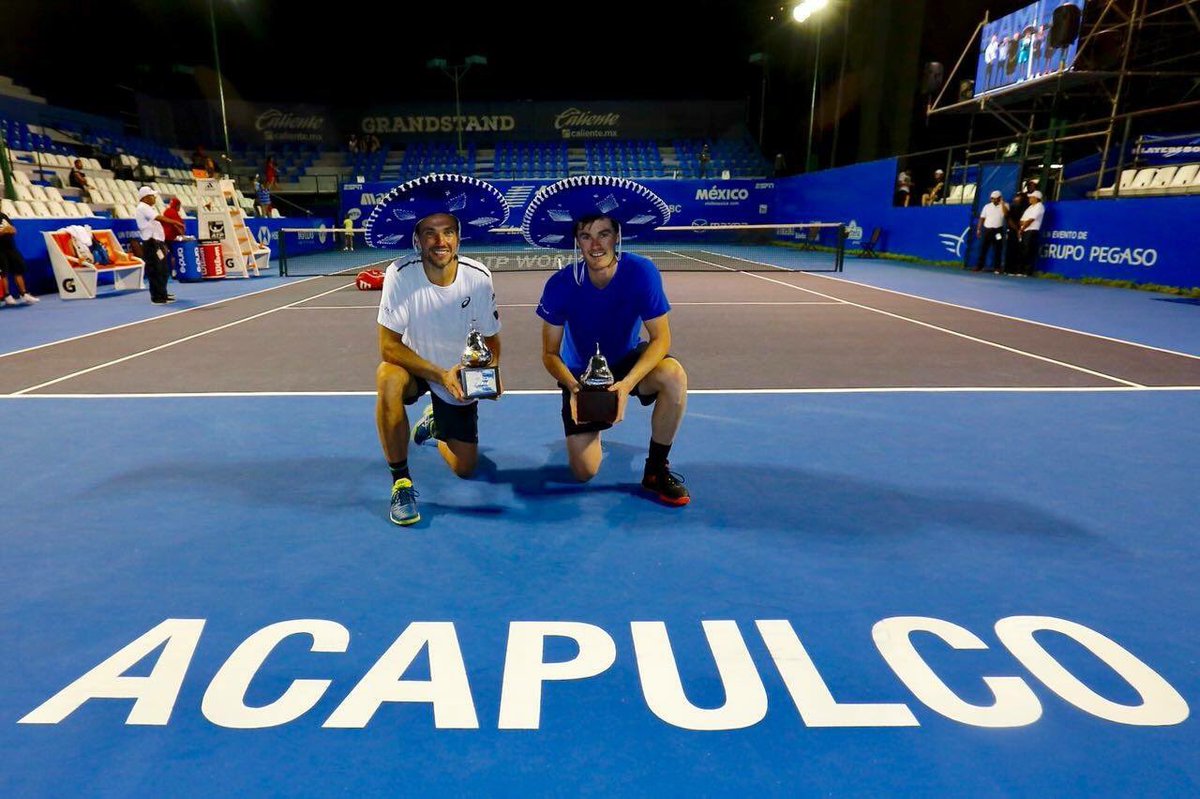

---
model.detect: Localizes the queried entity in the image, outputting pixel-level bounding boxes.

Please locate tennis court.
[2,255,1198,797]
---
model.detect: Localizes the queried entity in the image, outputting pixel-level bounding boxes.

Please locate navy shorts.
[559,342,679,437]
[406,377,479,445]
[0,246,26,278]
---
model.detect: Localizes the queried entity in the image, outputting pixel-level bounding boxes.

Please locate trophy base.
[576,388,619,424]
[460,366,499,400]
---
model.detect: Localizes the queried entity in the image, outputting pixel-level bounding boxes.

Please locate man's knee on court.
[651,360,688,403]
[376,361,412,396]
[568,452,600,482]
[450,446,478,478]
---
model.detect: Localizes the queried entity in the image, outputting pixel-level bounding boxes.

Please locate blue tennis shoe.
[390,478,420,526]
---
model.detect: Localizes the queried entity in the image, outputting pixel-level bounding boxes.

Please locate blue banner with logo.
[1135,134,1200,166]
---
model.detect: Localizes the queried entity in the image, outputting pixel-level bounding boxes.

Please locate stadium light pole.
[427,55,488,157]
[793,0,830,172]
[749,52,769,149]
[207,0,232,160]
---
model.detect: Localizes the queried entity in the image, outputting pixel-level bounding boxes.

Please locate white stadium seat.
[14,200,36,218]
[1124,167,1159,196]
[44,186,64,203]
[76,202,95,217]
[114,205,134,219]
[14,184,33,202]
[31,201,53,217]
[1165,164,1198,194]
[14,170,32,186]
[28,185,48,202]
[59,202,82,218]
[1,199,17,218]
[1095,168,1137,198]
[945,184,964,204]
[1145,166,1177,194]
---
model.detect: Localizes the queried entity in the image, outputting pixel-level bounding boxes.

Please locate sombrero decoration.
[363,173,509,249]
[521,175,671,249]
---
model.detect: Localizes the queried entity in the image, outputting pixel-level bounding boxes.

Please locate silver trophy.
[576,342,618,423]
[459,323,499,400]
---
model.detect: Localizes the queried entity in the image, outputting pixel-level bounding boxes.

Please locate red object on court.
[199,241,226,279]
[356,268,385,291]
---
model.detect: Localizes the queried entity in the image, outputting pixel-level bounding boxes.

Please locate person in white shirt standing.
[134,186,183,304]
[974,190,1009,273]
[365,174,510,526]
[1017,189,1046,276]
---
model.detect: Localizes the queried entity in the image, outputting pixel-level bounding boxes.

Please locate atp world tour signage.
[18,615,1188,730]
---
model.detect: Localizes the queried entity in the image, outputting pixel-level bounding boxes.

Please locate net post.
[837,223,846,272]
[279,229,287,276]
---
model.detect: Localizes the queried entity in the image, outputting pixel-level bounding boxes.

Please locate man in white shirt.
[370,175,509,526]
[974,190,1009,273]
[1017,189,1046,276]
[133,186,183,304]
[984,35,1000,91]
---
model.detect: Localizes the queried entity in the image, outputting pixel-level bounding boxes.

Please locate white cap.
[137,186,156,200]
[935,169,945,175]
[1030,190,1043,200]
[990,190,1002,199]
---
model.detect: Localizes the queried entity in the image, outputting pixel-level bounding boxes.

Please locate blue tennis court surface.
[2,390,1197,797]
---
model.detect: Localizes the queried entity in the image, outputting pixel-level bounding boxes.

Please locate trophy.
[575,343,619,423]
[459,323,499,399]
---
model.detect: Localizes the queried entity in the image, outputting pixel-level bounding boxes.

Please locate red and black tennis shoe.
[641,461,691,506]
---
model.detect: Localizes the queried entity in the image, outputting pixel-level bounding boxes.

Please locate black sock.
[389,460,410,483]
[647,440,672,469]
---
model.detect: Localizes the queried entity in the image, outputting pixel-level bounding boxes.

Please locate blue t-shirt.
[536,251,671,375]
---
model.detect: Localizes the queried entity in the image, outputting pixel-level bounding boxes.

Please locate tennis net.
[278,223,846,276]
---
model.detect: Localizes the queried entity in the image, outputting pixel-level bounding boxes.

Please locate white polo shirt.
[1021,202,1045,232]
[378,255,501,406]
[979,201,1007,229]
[134,201,165,242]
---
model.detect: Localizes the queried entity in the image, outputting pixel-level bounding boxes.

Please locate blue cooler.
[169,239,203,282]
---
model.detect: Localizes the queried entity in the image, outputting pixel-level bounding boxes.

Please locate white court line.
[5,386,1200,400]
[0,276,326,362]
[670,250,1144,388]
[709,249,1200,363]
[10,281,356,396]
[285,301,843,310]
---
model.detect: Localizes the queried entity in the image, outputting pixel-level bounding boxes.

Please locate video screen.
[974,0,1087,97]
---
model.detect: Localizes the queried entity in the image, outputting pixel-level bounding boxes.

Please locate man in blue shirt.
[537,213,690,505]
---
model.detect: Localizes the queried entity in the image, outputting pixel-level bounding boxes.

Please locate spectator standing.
[163,197,185,242]
[773,153,787,177]
[1005,189,1029,273]
[135,187,183,304]
[974,190,1008,273]
[1017,190,1045,276]
[984,35,1000,91]
[698,144,712,179]
[264,156,278,189]
[191,145,207,171]
[895,171,913,207]
[368,134,381,154]
[348,134,360,154]
[0,212,38,305]
[343,214,355,252]
[254,175,273,217]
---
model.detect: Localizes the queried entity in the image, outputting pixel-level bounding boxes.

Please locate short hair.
[415,213,460,235]
[573,214,620,237]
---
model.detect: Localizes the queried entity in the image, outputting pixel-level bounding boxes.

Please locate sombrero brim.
[363,173,509,249]
[521,175,671,249]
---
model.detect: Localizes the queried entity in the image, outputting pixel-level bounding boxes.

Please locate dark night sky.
[0,0,1030,109]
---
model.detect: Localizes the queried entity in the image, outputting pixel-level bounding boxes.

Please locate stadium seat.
[0,199,17,218]
[76,202,95,217]
[14,170,32,186]
[59,202,82,218]
[14,184,33,202]
[44,186,64,203]
[963,183,977,203]
[1094,168,1137,198]
[1144,166,1178,195]
[945,184,964,204]
[30,201,53,217]
[1173,164,1200,194]
[1124,167,1159,196]
[13,200,36,218]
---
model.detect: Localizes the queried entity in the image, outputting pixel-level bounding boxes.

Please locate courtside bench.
[41,229,145,300]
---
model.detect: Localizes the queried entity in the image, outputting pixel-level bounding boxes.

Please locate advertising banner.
[1134,134,1200,166]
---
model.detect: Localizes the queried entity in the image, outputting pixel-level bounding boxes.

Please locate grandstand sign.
[361,115,517,135]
